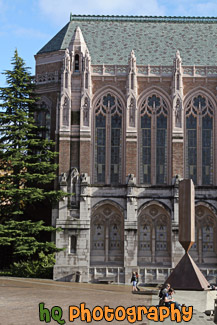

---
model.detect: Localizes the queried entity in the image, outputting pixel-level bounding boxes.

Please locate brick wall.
[172,142,184,178]
[80,141,91,175]
[59,140,70,174]
[126,141,137,177]
[71,141,80,169]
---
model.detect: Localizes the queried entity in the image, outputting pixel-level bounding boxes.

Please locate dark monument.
[165,179,210,290]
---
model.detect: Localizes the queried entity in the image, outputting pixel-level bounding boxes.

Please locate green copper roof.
[38,15,217,66]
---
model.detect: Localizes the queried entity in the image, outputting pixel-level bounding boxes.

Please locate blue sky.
[1,0,217,86]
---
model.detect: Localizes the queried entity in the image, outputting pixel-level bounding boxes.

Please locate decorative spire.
[69,26,87,53]
[129,49,136,71]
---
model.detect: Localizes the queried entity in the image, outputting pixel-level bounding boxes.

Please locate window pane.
[156,114,167,184]
[111,114,122,184]
[93,223,105,250]
[156,225,167,251]
[109,223,121,250]
[70,236,77,254]
[202,225,214,252]
[141,115,151,183]
[202,115,213,185]
[139,224,151,250]
[95,113,106,183]
[186,115,197,184]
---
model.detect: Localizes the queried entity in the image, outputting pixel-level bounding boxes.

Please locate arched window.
[74,54,79,72]
[140,94,169,185]
[90,205,124,266]
[37,101,51,139]
[185,95,214,185]
[190,205,217,265]
[138,204,171,266]
[94,93,123,184]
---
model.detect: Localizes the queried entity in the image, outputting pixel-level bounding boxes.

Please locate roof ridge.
[69,13,217,23]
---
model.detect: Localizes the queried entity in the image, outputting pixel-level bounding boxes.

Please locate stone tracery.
[191,205,217,264]
[94,93,123,185]
[185,94,214,185]
[90,205,124,265]
[140,93,169,185]
[138,204,171,266]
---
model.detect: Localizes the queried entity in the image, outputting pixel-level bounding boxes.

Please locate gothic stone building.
[35,15,217,284]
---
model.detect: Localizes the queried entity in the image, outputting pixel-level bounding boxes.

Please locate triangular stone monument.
[165,179,210,290]
[166,252,209,290]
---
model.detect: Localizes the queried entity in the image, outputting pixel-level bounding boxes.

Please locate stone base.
[152,290,217,312]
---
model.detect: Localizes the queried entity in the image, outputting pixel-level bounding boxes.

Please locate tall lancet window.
[94,93,123,184]
[140,94,168,184]
[74,54,80,72]
[185,95,214,185]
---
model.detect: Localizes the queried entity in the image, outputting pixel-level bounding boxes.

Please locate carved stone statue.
[175,98,182,128]
[60,172,67,185]
[63,97,69,126]
[129,97,135,127]
[83,97,89,126]
[63,48,70,70]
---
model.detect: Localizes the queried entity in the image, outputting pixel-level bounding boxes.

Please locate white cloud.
[38,0,166,25]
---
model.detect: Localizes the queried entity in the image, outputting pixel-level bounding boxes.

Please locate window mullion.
[106,110,111,184]
[197,114,202,185]
[151,114,156,185]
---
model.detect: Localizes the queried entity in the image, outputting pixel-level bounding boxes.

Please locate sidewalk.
[0,277,215,324]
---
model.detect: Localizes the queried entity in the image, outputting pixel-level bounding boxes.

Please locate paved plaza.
[0,277,215,324]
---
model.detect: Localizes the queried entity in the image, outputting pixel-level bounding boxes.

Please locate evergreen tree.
[0,220,62,278]
[0,49,64,220]
[0,50,65,276]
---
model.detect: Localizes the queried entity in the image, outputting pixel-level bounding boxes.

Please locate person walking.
[131,272,137,292]
[135,272,140,291]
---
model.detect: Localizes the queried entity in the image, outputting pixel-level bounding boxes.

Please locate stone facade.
[35,16,217,284]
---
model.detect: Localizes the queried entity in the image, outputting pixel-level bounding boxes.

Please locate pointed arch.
[92,86,125,108]
[90,202,124,266]
[184,87,217,108]
[138,201,171,267]
[92,89,125,185]
[184,88,216,185]
[91,199,124,216]
[138,89,172,185]
[190,202,217,266]
[138,86,172,109]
